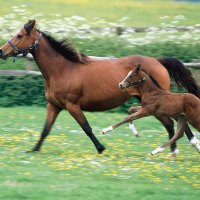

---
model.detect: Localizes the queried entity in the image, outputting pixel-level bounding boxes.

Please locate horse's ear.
[24,19,36,33]
[136,64,141,74]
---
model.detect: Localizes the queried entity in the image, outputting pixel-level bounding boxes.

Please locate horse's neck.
[140,77,162,97]
[32,38,70,80]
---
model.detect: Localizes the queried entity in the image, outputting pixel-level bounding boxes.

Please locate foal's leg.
[101,108,149,134]
[31,103,61,152]
[150,115,187,155]
[66,102,105,154]
[128,106,141,137]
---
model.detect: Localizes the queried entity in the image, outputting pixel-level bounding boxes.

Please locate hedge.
[0,74,187,114]
[0,75,46,107]
[0,38,200,112]
[0,75,138,112]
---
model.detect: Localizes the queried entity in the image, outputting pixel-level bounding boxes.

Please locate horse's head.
[0,19,42,60]
[119,64,147,90]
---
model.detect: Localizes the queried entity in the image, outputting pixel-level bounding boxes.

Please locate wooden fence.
[0,63,200,76]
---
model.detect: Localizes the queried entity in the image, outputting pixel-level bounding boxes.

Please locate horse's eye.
[17,35,23,39]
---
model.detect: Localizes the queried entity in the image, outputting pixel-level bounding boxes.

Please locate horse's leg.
[184,124,200,152]
[154,115,179,155]
[128,106,141,137]
[31,103,61,152]
[66,102,105,154]
[150,114,187,155]
[101,108,149,134]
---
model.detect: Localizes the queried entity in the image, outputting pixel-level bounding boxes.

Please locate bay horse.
[0,19,199,154]
[101,64,200,155]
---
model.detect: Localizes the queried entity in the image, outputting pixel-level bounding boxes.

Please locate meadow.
[0,107,200,200]
[1,0,200,26]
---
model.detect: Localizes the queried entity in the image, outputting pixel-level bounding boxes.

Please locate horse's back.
[57,54,171,111]
[130,55,170,91]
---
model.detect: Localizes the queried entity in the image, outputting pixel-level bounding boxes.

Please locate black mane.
[142,69,163,89]
[148,74,163,89]
[39,31,88,64]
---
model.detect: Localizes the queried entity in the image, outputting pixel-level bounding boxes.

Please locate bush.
[0,75,46,107]
[74,37,200,62]
[0,37,200,110]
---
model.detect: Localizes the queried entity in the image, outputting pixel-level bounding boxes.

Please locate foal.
[101,64,200,155]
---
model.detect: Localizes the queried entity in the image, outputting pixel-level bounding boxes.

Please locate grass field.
[0,107,199,200]
[1,0,200,26]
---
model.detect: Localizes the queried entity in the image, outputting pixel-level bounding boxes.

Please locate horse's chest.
[45,89,64,108]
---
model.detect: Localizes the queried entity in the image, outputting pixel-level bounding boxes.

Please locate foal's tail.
[157,57,200,98]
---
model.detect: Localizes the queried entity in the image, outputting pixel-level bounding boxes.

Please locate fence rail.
[0,62,200,76]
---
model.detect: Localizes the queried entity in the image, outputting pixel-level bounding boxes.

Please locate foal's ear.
[24,19,36,33]
[136,64,141,73]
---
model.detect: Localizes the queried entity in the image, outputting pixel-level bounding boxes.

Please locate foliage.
[74,38,200,62]
[0,75,46,107]
[0,37,200,109]
[0,107,200,200]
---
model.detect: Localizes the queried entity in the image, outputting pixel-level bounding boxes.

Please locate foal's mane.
[39,31,88,64]
[142,69,163,89]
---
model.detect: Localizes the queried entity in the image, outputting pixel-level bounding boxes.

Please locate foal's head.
[119,64,147,90]
[0,19,40,59]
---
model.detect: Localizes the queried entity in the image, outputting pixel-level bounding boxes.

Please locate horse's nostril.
[119,83,124,90]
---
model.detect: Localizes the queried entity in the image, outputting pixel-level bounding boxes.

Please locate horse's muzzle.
[119,83,127,91]
[0,49,7,60]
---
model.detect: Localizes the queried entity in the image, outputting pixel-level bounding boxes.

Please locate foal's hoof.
[101,126,113,134]
[98,145,106,154]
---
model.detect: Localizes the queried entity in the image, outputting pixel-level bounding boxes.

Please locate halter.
[7,32,42,62]
[129,76,147,87]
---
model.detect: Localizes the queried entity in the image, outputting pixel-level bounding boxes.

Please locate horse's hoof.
[135,134,139,138]
[148,152,154,156]
[98,146,106,154]
[167,148,179,157]
[25,147,40,153]
[166,152,177,158]
[190,137,200,152]
[25,150,39,153]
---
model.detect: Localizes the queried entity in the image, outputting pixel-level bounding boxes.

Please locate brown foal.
[102,64,200,155]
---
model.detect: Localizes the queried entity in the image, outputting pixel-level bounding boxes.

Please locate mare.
[101,64,200,155]
[0,19,199,154]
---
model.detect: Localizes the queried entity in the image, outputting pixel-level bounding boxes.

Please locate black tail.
[157,57,200,98]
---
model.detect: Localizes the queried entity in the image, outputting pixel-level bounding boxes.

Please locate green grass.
[0,107,199,200]
[1,0,200,26]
